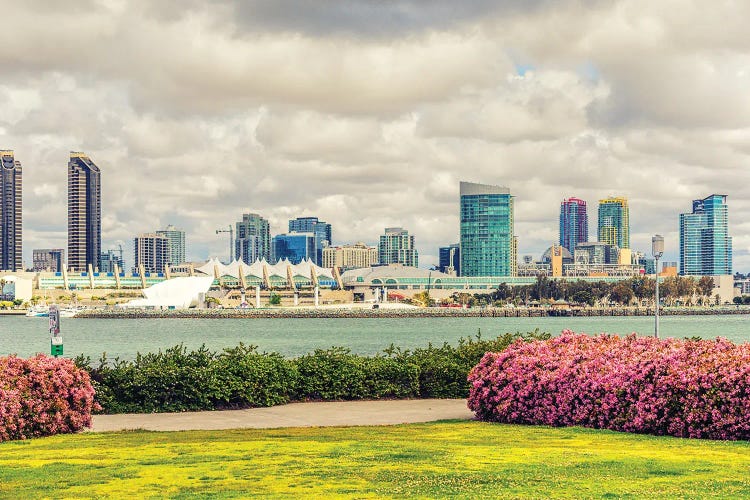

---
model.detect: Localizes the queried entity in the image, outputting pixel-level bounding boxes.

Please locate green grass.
[1,421,749,498]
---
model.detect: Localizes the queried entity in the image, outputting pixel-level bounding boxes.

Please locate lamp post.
[652,234,664,338]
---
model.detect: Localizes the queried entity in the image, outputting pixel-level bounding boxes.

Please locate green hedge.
[76,330,549,414]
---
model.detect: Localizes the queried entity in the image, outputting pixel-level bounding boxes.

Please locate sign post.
[49,304,63,357]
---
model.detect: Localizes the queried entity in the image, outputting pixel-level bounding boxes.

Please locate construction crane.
[216,225,234,263]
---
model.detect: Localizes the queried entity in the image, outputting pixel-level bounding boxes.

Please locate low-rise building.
[322,242,378,271]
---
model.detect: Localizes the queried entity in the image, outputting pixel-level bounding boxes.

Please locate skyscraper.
[134,233,169,274]
[379,227,418,267]
[679,194,732,276]
[288,216,332,265]
[235,213,270,263]
[156,224,186,265]
[68,152,101,271]
[0,150,22,271]
[559,197,588,254]
[598,197,629,249]
[460,181,516,277]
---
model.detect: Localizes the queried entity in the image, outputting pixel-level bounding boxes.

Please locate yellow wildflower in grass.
[0,422,749,498]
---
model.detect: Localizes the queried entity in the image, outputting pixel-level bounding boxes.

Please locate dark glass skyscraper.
[68,152,101,271]
[288,217,331,265]
[0,150,22,271]
[439,244,460,275]
[460,181,516,277]
[559,197,588,254]
[679,194,732,276]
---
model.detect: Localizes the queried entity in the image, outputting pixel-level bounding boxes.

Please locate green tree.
[269,294,281,306]
[697,276,714,305]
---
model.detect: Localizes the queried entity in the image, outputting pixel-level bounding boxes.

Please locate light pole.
[652,234,664,338]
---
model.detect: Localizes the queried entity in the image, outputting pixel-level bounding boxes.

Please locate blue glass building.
[439,244,460,275]
[559,197,588,254]
[679,194,732,276]
[288,217,332,265]
[272,232,317,264]
[460,181,516,277]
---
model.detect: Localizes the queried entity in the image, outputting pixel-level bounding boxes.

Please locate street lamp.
[652,234,664,338]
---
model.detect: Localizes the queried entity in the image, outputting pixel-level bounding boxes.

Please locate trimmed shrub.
[0,355,96,442]
[87,344,297,413]
[396,330,551,399]
[468,331,750,440]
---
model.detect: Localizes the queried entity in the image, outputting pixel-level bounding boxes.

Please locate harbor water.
[2,314,749,362]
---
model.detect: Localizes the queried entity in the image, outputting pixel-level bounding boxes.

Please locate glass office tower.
[68,152,101,271]
[559,197,588,254]
[460,181,516,277]
[679,194,732,276]
[598,197,629,249]
[272,232,317,264]
[288,217,331,265]
[156,224,186,265]
[0,151,22,271]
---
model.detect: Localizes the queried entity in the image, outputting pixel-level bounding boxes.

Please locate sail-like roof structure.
[193,257,338,287]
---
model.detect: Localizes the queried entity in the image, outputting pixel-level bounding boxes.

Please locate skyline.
[1,2,749,270]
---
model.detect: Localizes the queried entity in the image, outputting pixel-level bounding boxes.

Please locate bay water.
[1,314,749,362]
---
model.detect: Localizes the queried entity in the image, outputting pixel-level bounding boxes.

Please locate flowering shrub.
[0,355,97,442]
[468,331,750,440]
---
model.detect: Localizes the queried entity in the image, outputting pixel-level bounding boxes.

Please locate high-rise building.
[574,242,620,265]
[272,232,316,264]
[378,227,418,267]
[68,152,101,272]
[100,249,124,273]
[559,197,588,254]
[288,217,332,265]
[438,244,460,276]
[322,242,378,271]
[0,150,22,271]
[33,249,64,272]
[598,197,629,249]
[460,181,516,277]
[679,194,732,276]
[134,233,169,274]
[235,213,270,263]
[156,224,186,265]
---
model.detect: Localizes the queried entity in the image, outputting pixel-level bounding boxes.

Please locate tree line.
[449,275,717,307]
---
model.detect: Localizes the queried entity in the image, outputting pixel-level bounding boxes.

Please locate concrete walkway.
[91,399,473,432]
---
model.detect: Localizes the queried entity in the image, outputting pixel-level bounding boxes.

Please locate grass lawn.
[1,421,749,499]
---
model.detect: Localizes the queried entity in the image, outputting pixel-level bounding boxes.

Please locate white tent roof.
[121,276,214,308]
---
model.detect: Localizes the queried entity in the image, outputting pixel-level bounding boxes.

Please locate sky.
[3,0,750,271]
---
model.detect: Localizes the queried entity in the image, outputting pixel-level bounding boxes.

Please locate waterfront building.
[68,152,101,272]
[574,242,619,265]
[272,232,316,264]
[322,242,378,271]
[134,233,169,274]
[100,249,124,273]
[235,213,270,263]
[559,197,588,254]
[156,224,186,265]
[0,151,22,271]
[597,197,629,249]
[679,195,732,276]
[438,244,460,276]
[32,249,65,272]
[460,181,516,277]
[288,217,332,265]
[378,227,418,267]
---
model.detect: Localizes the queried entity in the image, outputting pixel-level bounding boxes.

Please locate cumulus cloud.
[1,0,749,271]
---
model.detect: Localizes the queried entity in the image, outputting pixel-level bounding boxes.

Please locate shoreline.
[74,305,750,319]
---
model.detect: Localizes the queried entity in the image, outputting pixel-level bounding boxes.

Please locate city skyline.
[1,2,749,270]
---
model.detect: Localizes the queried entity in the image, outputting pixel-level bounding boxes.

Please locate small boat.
[59,307,78,318]
[25,306,49,317]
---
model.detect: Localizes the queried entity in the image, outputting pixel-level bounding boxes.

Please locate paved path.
[91,399,473,432]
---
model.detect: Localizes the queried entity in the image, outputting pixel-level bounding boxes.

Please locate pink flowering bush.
[468,331,750,440]
[0,355,97,442]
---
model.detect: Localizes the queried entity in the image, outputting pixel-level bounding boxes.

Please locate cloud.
[0,1,748,273]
